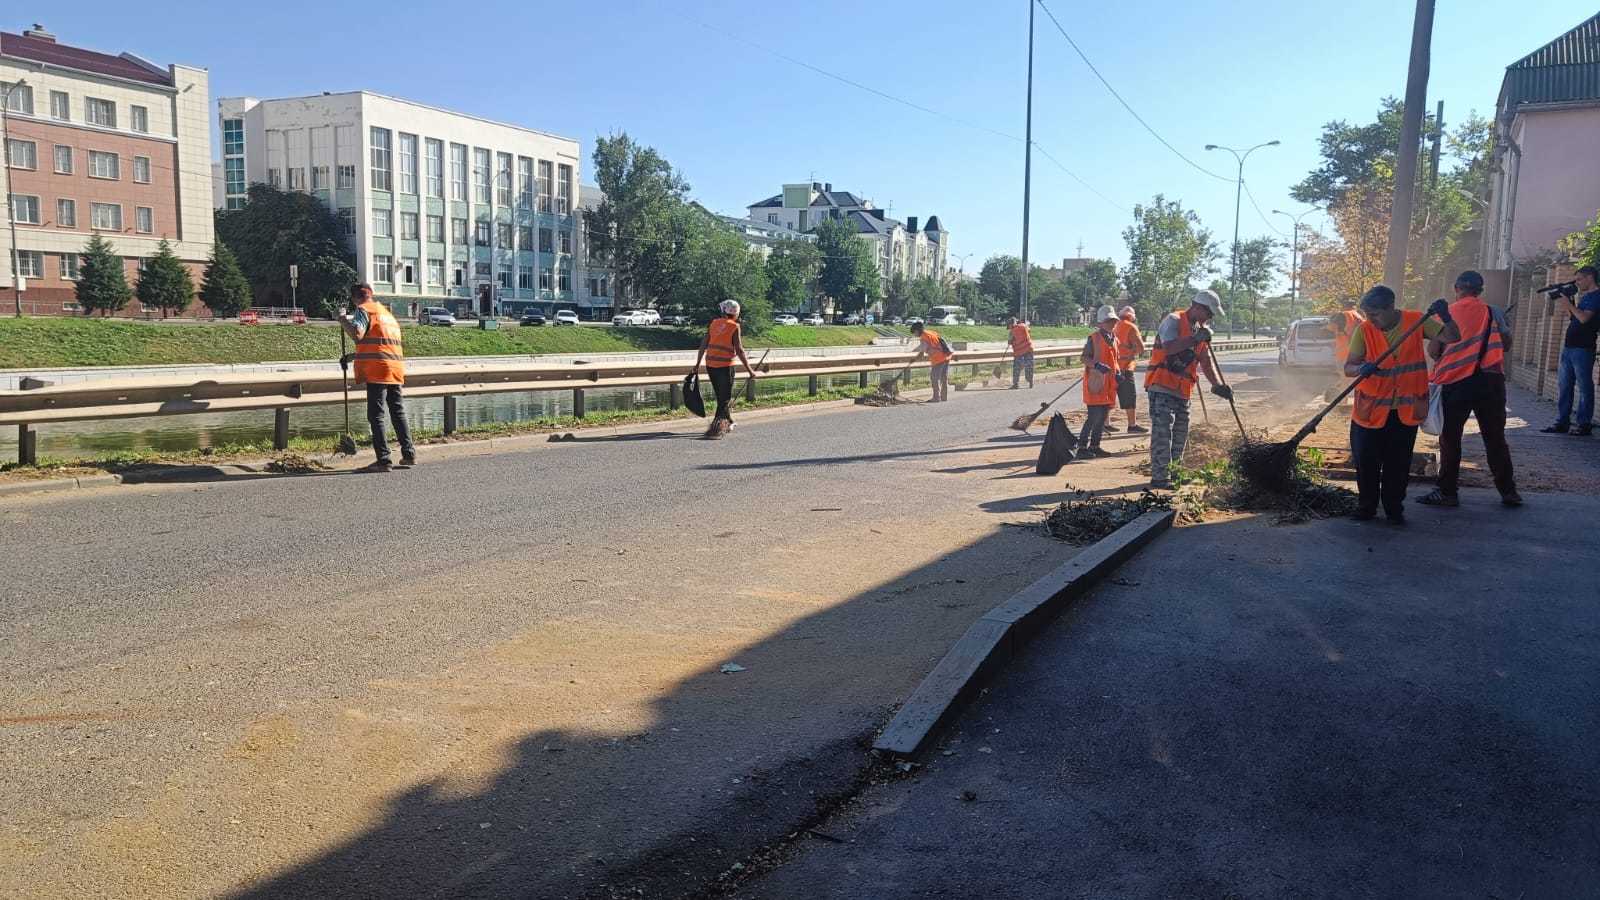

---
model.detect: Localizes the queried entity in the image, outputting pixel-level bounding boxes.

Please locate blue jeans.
[1556,347,1595,428]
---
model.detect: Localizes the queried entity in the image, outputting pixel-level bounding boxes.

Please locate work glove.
[1426,298,1452,323]
[1358,362,1381,378]
[339,353,353,370]
[1211,384,1234,402]
[1193,325,1214,345]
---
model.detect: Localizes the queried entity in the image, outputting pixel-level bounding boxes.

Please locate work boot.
[1501,489,1524,507]
[1082,447,1112,459]
[1126,424,1148,434]
[1574,425,1594,437]
[1386,512,1407,526]
[360,460,393,473]
[1540,423,1570,434]
[399,453,417,468]
[1102,423,1120,433]
[1350,508,1377,522]
[1416,489,1458,507]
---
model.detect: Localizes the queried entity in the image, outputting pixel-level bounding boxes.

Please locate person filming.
[1539,266,1600,437]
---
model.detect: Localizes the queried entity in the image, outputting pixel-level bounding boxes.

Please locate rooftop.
[1499,12,1600,110]
[218,90,581,145]
[1,26,174,86]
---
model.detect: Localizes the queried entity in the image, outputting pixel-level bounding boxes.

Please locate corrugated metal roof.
[1501,12,1600,109]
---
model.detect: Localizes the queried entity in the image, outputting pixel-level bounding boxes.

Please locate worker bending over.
[1145,290,1232,490]
[908,322,957,403]
[338,284,415,472]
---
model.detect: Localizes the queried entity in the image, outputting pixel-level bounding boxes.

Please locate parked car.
[419,307,457,327]
[904,317,924,328]
[886,316,904,326]
[554,309,581,326]
[664,313,690,326]
[802,313,825,326]
[1279,316,1336,368]
[519,312,547,326]
[612,309,662,326]
[841,313,864,325]
[774,313,800,326]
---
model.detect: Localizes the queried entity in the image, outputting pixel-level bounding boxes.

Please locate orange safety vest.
[1144,309,1206,400]
[353,300,405,385]
[1009,323,1033,356]
[1352,311,1429,428]
[1332,309,1365,373]
[1113,318,1143,372]
[921,329,952,365]
[706,317,739,368]
[1083,329,1120,406]
[1430,298,1505,386]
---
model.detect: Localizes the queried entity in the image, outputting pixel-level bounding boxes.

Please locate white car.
[612,309,661,326]
[802,313,825,326]
[554,309,581,326]
[1279,316,1337,368]
[774,314,800,326]
[419,307,457,327]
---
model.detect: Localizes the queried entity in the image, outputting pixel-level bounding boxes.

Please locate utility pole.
[1385,0,1435,303]
[1,79,26,317]
[1206,140,1280,338]
[1019,0,1034,323]
[1273,207,1324,323]
[1429,101,1444,189]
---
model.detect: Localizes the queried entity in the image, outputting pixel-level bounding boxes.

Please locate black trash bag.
[683,372,707,417]
[1036,412,1078,475]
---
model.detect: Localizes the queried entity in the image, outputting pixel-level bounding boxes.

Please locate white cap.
[1096,304,1118,322]
[1119,305,1136,319]
[719,299,741,316]
[1191,290,1224,317]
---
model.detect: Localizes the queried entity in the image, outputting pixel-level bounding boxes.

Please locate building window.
[286,167,303,190]
[400,258,418,285]
[768,213,778,224]
[475,220,492,245]
[3,83,33,115]
[369,127,392,191]
[559,262,571,292]
[50,90,69,121]
[130,105,149,134]
[559,230,572,255]
[87,151,120,180]
[400,212,419,240]
[57,198,76,227]
[537,160,552,213]
[372,209,392,237]
[474,261,491,280]
[425,138,443,198]
[452,262,466,287]
[16,250,43,278]
[311,165,329,190]
[497,269,511,289]
[222,118,244,155]
[231,159,254,193]
[398,133,418,194]
[588,276,598,296]
[373,256,393,283]
[135,207,154,234]
[449,143,467,200]
[472,148,491,204]
[519,270,533,290]
[599,276,609,297]
[452,217,468,245]
[518,157,533,209]
[337,207,355,235]
[5,139,35,170]
[496,152,513,206]
[497,222,512,248]
[557,164,572,215]
[91,202,122,231]
[85,97,115,128]
[427,258,445,286]
[427,214,444,243]
[539,227,553,253]
[540,267,553,290]
[60,253,79,280]
[518,225,533,251]
[11,195,40,224]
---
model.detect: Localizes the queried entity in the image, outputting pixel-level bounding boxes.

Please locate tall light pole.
[1385,0,1435,302]
[1,78,27,317]
[1272,206,1323,323]
[1206,140,1279,337]
[1019,0,1035,324]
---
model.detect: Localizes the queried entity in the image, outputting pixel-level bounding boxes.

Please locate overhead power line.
[1241,181,1289,237]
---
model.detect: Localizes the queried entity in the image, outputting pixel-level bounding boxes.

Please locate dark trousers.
[708,366,735,422]
[365,382,415,463]
[1079,404,1111,448]
[1437,372,1516,496]
[1350,410,1418,517]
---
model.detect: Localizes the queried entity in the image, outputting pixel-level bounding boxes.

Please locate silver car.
[1279,316,1336,368]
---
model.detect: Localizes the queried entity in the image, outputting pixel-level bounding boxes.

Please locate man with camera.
[1539,266,1600,437]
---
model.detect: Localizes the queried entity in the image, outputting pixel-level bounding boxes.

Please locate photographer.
[1540,266,1600,436]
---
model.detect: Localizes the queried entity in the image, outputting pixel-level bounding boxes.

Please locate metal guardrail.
[0,339,1279,464]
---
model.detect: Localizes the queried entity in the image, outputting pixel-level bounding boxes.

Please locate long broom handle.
[339,326,350,433]
[1204,342,1248,441]
[1290,310,1441,445]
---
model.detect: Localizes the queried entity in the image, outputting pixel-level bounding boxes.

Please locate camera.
[1536,280,1578,298]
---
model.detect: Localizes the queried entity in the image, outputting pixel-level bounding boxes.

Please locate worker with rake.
[1008,317,1035,389]
[1074,305,1122,458]
[694,299,759,433]
[1145,290,1232,490]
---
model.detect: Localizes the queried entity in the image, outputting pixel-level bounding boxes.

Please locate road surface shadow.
[115,463,363,485]
[552,431,694,443]
[979,484,1150,513]
[696,444,992,471]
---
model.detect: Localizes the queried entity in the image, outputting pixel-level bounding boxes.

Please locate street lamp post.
[1,78,27,317]
[1272,206,1324,323]
[1205,140,1279,338]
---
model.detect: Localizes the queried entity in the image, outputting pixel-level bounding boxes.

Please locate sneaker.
[1084,447,1114,459]
[398,454,417,468]
[1350,508,1377,522]
[360,460,393,473]
[1010,384,1020,390]
[1540,423,1570,434]
[1126,424,1149,434]
[1416,489,1458,507]
[1501,490,1523,507]
[1574,425,1594,437]
[1103,424,1121,433]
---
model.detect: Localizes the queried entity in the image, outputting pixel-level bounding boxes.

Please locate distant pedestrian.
[1145,290,1232,489]
[1418,270,1521,508]
[908,322,956,402]
[1540,265,1599,436]
[1007,317,1035,389]
[694,300,758,427]
[1073,305,1121,459]
[338,284,415,471]
[1113,305,1147,433]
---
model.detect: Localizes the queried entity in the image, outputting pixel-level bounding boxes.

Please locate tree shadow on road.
[696,444,993,472]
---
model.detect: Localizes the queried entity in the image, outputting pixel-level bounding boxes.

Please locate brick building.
[2,25,212,316]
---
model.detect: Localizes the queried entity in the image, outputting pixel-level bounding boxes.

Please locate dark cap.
[1359,285,1396,310]
[351,283,373,298]
[1454,270,1484,294]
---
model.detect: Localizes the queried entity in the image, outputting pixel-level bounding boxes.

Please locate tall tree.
[814,218,881,313]
[977,255,1022,314]
[883,271,911,318]
[200,241,252,317]
[1121,195,1218,321]
[213,184,356,317]
[135,239,196,317]
[76,233,131,316]
[1291,98,1412,206]
[1062,259,1120,321]
[1225,236,1282,333]
[671,220,771,331]
[907,276,949,320]
[764,240,819,313]
[584,132,690,304]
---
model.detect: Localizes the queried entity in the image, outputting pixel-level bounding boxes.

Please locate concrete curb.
[872,508,1176,757]
[0,472,123,498]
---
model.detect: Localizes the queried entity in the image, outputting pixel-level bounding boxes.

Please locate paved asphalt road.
[743,486,1600,899]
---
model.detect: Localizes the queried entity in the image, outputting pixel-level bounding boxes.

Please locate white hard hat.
[1191,290,1224,317]
[1096,304,1118,322]
[720,299,741,316]
[1119,305,1136,318]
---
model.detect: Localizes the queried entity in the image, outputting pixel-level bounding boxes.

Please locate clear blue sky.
[25,1,1591,287]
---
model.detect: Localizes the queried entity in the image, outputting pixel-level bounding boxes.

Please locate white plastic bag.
[1421,383,1444,435]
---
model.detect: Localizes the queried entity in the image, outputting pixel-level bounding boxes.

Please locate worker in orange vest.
[1328,301,1366,401]
[1007,317,1035,389]
[338,284,414,472]
[1343,286,1458,524]
[1113,305,1147,433]
[1071,305,1122,459]
[694,299,758,427]
[908,321,957,402]
[1418,270,1521,508]
[1145,290,1232,489]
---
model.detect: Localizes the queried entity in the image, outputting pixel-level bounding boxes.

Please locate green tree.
[135,239,195,317]
[953,279,993,322]
[584,132,691,303]
[670,217,772,332]
[76,233,132,315]
[978,255,1022,314]
[1226,236,1281,335]
[883,271,911,318]
[1032,278,1073,325]
[907,276,949,320]
[764,240,819,313]
[1062,259,1120,321]
[1121,195,1218,321]
[200,241,253,317]
[213,184,356,317]
[814,218,881,313]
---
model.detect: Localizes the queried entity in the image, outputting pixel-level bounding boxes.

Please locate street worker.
[1145,290,1232,490]
[1073,305,1121,459]
[1540,265,1599,436]
[1343,286,1459,524]
[908,321,956,403]
[338,284,415,472]
[1419,270,1522,508]
[1114,305,1147,434]
[1328,300,1366,401]
[694,299,758,427]
[1008,317,1035,389]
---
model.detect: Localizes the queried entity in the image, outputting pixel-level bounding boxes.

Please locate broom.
[990,345,1012,385]
[334,326,359,456]
[1008,375,1085,430]
[1205,342,1249,442]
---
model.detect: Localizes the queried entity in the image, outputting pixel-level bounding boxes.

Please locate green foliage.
[200,241,252,317]
[907,276,950,319]
[883,272,910,318]
[1560,211,1600,270]
[584,132,691,303]
[1062,259,1120,321]
[1292,97,1410,206]
[75,233,132,315]
[213,184,357,317]
[671,222,771,332]
[134,239,195,317]
[1217,236,1282,332]
[765,240,820,312]
[953,280,991,322]
[977,255,1022,315]
[814,218,881,312]
[1121,195,1218,321]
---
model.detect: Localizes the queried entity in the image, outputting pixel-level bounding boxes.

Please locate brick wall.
[1506,264,1600,420]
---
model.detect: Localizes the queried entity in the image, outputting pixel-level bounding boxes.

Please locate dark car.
[519,312,548,326]
[664,314,690,327]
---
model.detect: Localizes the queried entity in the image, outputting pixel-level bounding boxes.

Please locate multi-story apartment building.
[2,25,212,316]
[216,91,582,317]
[745,181,948,287]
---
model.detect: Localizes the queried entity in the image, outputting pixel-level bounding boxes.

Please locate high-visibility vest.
[1114,318,1142,372]
[921,329,952,365]
[1430,298,1505,386]
[1144,309,1205,400]
[1332,309,1365,373]
[1352,311,1428,428]
[1083,329,1120,406]
[353,300,405,385]
[1009,323,1033,356]
[706,317,739,368]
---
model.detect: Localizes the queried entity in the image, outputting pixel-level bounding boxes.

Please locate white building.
[745,181,948,286]
[216,91,582,317]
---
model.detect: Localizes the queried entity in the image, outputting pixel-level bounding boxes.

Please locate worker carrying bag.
[683,372,707,418]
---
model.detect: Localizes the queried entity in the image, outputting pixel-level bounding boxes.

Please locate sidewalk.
[742,441,1600,896]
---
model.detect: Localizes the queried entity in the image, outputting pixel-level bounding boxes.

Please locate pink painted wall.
[1511,107,1600,259]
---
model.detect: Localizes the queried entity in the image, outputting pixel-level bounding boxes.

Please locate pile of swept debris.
[854,376,915,407]
[265,452,328,474]
[1045,489,1172,544]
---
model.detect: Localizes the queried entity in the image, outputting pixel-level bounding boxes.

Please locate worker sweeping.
[1007,317,1035,389]
[908,322,956,403]
[1145,290,1232,490]
[693,299,759,430]
[1071,305,1122,459]
[338,284,415,472]
[1328,300,1366,402]
[1344,286,1458,524]
[1113,305,1147,433]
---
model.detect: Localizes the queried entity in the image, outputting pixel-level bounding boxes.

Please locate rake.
[1008,375,1084,431]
